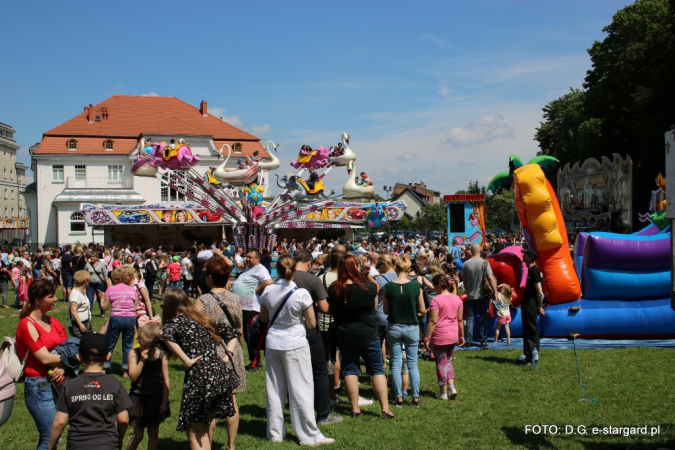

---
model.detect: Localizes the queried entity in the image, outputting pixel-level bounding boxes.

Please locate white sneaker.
[357,396,373,406]
[308,438,335,446]
[449,386,458,399]
[435,391,448,400]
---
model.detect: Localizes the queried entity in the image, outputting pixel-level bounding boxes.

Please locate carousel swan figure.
[258,140,282,171]
[328,132,357,168]
[343,160,375,198]
[212,144,260,186]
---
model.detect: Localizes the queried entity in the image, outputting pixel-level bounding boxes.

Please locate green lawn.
[1,288,674,449]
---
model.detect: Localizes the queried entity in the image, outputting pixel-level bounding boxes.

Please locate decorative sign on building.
[444,194,485,247]
[81,203,229,225]
[557,154,632,233]
[0,217,30,229]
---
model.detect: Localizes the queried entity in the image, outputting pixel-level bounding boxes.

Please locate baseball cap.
[173,255,180,261]
[79,332,109,358]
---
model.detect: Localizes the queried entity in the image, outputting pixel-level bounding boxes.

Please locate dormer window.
[233,143,242,153]
[103,139,114,150]
[67,139,78,150]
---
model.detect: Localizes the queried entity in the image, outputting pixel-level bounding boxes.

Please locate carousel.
[81,133,406,251]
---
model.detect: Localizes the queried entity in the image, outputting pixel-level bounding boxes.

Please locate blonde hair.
[356,254,368,268]
[378,254,394,269]
[73,270,90,287]
[74,246,83,256]
[138,322,162,347]
[120,264,138,282]
[111,267,134,285]
[427,257,444,277]
[395,254,412,274]
[276,255,295,282]
[498,285,513,306]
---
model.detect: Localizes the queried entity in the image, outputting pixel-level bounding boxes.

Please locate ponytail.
[276,255,295,282]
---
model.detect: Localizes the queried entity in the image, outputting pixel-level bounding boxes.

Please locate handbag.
[250,287,298,366]
[0,360,16,427]
[0,337,29,383]
[482,260,495,297]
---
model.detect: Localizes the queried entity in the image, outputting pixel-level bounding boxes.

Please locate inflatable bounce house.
[444,194,486,248]
[487,155,675,340]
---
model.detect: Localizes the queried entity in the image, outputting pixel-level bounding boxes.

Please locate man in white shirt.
[356,241,368,257]
[232,250,273,370]
[233,247,245,278]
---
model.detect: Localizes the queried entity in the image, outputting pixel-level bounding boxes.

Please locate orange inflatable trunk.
[514,166,581,304]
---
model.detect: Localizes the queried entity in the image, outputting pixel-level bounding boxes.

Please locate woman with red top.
[15,279,67,450]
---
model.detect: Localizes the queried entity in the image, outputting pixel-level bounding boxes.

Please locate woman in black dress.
[161,288,240,450]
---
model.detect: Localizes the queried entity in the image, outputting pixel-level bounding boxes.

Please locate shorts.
[62,272,73,289]
[336,329,385,377]
[497,315,512,325]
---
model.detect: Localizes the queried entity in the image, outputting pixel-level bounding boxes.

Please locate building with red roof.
[26,95,269,247]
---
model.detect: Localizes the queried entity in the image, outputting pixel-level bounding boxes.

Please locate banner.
[81,203,229,226]
[0,217,29,229]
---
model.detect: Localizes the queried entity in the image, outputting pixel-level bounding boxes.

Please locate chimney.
[419,181,426,189]
[87,104,93,124]
[200,100,208,117]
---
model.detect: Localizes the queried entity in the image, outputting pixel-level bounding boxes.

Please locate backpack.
[0,360,16,427]
[0,337,29,383]
[145,260,157,279]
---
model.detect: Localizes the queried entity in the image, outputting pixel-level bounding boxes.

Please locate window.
[11,189,14,200]
[3,168,5,179]
[103,140,114,150]
[52,165,64,182]
[108,165,123,181]
[3,189,7,200]
[67,139,78,150]
[70,212,86,233]
[160,172,185,202]
[11,208,14,216]
[10,169,13,181]
[3,208,6,217]
[75,165,86,181]
[233,143,242,153]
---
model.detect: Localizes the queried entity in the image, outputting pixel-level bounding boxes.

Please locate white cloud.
[438,80,451,98]
[396,152,417,161]
[142,92,159,97]
[384,165,400,173]
[441,112,514,147]
[422,33,448,48]
[251,124,272,136]
[209,106,245,129]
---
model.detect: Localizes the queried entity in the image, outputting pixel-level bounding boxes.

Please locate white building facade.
[26,95,268,248]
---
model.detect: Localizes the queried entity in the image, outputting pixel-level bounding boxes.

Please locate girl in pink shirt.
[424,274,464,400]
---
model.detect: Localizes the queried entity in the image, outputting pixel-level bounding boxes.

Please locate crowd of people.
[9,230,543,449]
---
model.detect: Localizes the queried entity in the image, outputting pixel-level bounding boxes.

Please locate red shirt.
[167,262,181,281]
[16,316,67,378]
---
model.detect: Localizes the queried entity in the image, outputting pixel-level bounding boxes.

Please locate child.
[127,316,170,450]
[250,150,260,163]
[166,256,182,289]
[17,267,30,308]
[237,158,246,169]
[494,284,513,344]
[360,172,372,186]
[48,332,132,450]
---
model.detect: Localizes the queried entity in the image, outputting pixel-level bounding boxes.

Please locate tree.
[410,204,447,233]
[535,0,675,217]
[485,190,517,231]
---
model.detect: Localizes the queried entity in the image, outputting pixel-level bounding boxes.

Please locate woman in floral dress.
[195,257,245,450]
[161,288,240,450]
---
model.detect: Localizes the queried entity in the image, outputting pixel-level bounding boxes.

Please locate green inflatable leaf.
[509,155,524,169]
[527,155,559,173]
[488,170,513,193]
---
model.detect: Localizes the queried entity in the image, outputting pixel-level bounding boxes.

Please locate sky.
[1,0,633,196]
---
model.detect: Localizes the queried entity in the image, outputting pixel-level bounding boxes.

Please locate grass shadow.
[501,425,556,449]
[466,355,520,365]
[237,404,268,439]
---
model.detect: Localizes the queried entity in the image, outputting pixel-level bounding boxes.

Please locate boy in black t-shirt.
[48,333,132,450]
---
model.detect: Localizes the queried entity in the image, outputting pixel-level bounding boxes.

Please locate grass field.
[1,288,674,450]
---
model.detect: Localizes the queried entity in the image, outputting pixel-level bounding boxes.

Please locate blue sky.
[1,0,632,195]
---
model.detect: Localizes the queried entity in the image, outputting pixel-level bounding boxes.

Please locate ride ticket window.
[449,204,465,233]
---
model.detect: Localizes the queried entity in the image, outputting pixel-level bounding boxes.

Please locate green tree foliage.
[535,0,675,214]
[410,203,447,233]
[485,190,517,231]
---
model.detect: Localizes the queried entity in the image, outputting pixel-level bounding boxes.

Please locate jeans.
[464,298,490,345]
[25,377,57,450]
[168,280,181,289]
[104,315,136,370]
[521,304,540,362]
[62,272,73,290]
[387,323,420,398]
[336,329,384,376]
[0,280,7,307]
[86,281,106,314]
[306,327,331,420]
[145,277,155,301]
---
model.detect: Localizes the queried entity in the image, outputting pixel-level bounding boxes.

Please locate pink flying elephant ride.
[290,146,332,169]
[150,139,200,170]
